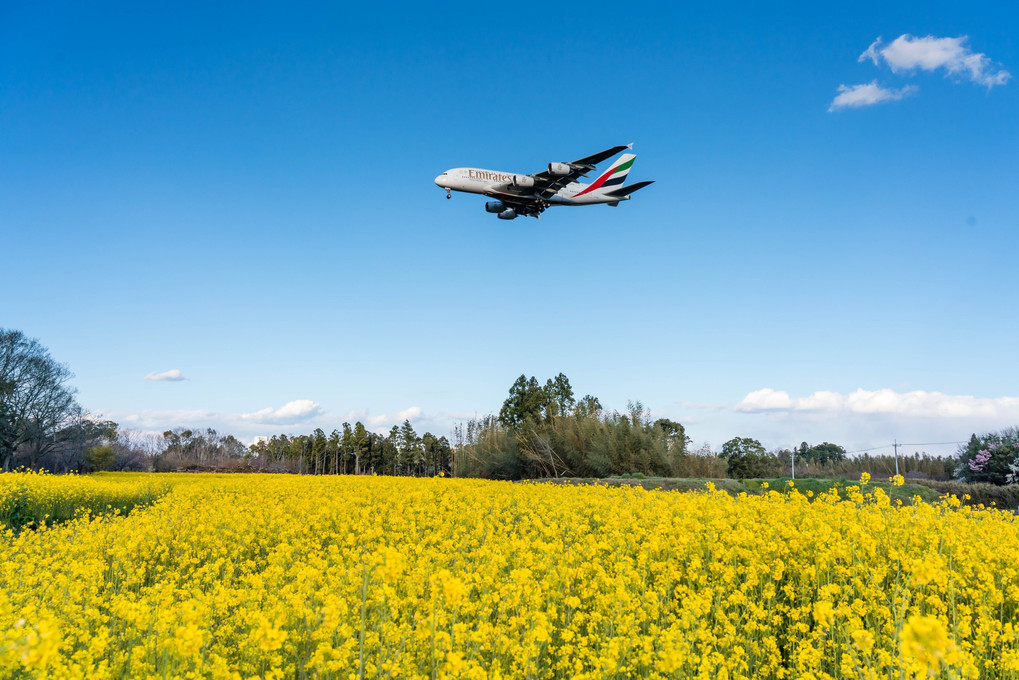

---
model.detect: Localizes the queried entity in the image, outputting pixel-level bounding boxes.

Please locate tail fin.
[574,153,636,197]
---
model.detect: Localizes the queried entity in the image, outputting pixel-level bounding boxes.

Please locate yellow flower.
[441,573,468,606]
[901,615,957,673]
[852,629,875,655]
[375,546,406,583]
[174,623,204,656]
[1,469,1015,678]
[253,617,286,653]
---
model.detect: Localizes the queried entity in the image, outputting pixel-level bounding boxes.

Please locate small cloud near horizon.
[241,399,323,424]
[144,369,187,381]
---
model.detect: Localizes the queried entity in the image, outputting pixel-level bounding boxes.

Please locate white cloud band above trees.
[241,399,323,424]
[368,406,423,429]
[736,388,1019,420]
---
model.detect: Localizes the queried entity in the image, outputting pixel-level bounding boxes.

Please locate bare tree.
[0,329,81,470]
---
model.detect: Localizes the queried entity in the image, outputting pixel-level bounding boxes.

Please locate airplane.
[434,144,653,220]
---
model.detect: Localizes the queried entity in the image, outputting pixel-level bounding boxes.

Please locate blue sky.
[2,1,1017,455]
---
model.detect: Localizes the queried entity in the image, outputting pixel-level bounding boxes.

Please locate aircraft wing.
[528,144,633,201]
[485,144,633,216]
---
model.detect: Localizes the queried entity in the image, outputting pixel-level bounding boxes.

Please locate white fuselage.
[433,168,626,206]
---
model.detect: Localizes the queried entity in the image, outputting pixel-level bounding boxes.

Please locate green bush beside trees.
[454,374,691,480]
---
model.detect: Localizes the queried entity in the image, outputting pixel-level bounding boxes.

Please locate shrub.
[727,451,782,480]
[954,428,1019,485]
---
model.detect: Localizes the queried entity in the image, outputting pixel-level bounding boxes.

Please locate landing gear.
[445,190,451,200]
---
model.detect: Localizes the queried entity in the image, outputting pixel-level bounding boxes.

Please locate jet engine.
[547,162,570,175]
[485,200,505,213]
[497,209,517,220]
[512,175,535,188]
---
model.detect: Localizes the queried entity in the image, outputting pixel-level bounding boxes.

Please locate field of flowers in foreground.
[1,474,1018,679]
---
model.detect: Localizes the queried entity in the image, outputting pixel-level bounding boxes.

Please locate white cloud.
[736,387,1019,420]
[828,80,917,111]
[144,369,187,381]
[340,408,369,424]
[366,406,426,430]
[115,408,221,429]
[733,388,791,411]
[861,34,1010,88]
[241,399,323,424]
[665,388,1019,454]
[396,406,423,421]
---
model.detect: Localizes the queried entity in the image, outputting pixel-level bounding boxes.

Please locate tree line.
[151,422,453,476]
[0,328,991,482]
[716,437,954,480]
[241,421,452,476]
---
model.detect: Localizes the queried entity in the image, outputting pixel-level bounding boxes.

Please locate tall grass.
[453,412,686,479]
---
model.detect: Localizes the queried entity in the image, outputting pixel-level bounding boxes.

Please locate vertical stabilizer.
[574,153,636,196]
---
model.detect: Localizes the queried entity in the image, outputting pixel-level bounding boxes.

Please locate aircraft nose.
[434,174,445,187]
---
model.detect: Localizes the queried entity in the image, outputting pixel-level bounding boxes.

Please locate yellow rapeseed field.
[1,472,1017,679]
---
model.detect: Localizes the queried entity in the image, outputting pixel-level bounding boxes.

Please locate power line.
[845,440,967,455]
[845,444,895,454]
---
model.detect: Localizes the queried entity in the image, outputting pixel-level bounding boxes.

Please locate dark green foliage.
[954,428,1019,485]
[720,437,780,480]
[720,437,766,460]
[85,445,116,472]
[726,452,781,480]
[796,441,847,465]
[543,373,575,418]
[498,375,549,427]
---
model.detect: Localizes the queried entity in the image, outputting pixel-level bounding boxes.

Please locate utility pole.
[791,444,796,480]
[893,439,899,476]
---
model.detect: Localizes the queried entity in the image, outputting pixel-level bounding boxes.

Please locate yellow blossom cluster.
[0,469,175,530]
[1,472,1017,679]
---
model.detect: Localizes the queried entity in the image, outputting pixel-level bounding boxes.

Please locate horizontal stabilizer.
[604,180,654,198]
